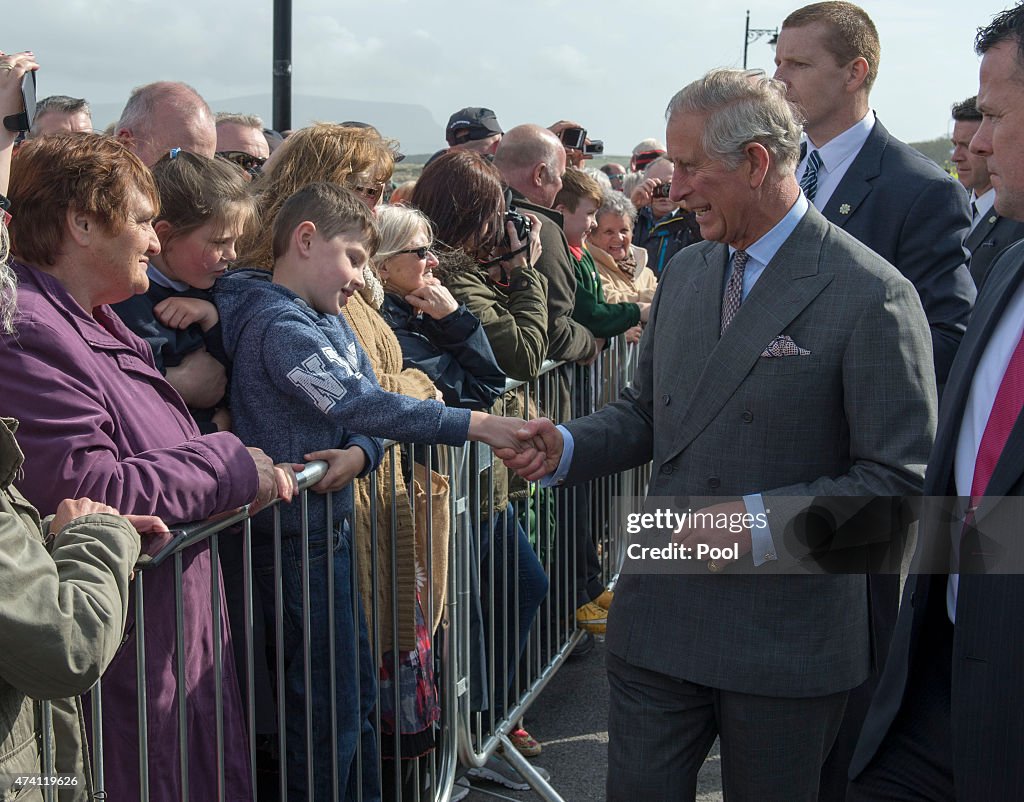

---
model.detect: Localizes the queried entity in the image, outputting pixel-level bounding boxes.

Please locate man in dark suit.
[773,7,975,796]
[850,7,1024,800]
[952,95,1024,290]
[499,68,937,802]
[774,2,974,389]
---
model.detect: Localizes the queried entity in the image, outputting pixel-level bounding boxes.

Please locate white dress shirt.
[949,277,1024,621]
[797,111,875,210]
[969,188,997,236]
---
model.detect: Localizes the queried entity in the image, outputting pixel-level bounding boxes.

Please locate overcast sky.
[5,0,1013,154]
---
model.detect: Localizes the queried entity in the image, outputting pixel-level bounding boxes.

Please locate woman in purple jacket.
[0,133,291,802]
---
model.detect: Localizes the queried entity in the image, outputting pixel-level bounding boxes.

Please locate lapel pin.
[989,215,997,224]
[839,203,851,215]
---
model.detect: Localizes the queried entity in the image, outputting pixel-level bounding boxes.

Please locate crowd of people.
[2,0,1024,800]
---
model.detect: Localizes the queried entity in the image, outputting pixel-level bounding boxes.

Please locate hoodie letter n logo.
[287,353,347,412]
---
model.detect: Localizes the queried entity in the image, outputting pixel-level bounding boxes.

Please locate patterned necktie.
[800,149,823,203]
[720,249,749,335]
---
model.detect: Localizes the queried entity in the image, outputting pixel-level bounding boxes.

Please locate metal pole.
[744,9,751,69]
[272,0,292,132]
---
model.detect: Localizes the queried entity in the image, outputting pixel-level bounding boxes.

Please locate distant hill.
[90,95,445,155]
[910,136,954,174]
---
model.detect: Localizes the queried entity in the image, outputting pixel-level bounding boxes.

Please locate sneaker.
[467,755,550,790]
[450,777,470,801]
[594,589,614,610]
[576,601,607,634]
[508,726,542,757]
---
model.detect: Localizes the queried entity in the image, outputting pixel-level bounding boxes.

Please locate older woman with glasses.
[375,204,507,410]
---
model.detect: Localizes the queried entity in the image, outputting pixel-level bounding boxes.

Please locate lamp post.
[272,0,292,132]
[744,9,779,70]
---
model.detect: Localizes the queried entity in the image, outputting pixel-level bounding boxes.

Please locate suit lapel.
[664,210,833,461]
[821,120,888,228]
[964,213,998,254]
[927,241,1024,494]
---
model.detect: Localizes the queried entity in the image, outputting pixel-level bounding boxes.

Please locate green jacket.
[511,191,598,364]
[571,248,641,338]
[441,251,549,516]
[0,418,139,802]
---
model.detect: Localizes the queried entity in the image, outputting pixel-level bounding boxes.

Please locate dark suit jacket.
[851,243,1024,800]
[561,206,937,697]
[818,119,975,387]
[964,209,1024,290]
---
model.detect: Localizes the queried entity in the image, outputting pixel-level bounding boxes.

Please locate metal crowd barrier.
[35,336,646,802]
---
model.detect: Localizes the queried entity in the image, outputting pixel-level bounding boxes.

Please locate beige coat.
[341,290,435,653]
[588,243,658,304]
[0,418,139,802]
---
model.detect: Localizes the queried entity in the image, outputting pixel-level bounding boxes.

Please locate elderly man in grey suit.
[499,68,937,801]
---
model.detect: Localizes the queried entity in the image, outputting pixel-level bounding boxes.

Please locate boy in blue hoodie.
[217,182,528,801]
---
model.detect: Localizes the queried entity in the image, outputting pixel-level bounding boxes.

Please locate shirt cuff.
[540,425,575,487]
[744,493,777,567]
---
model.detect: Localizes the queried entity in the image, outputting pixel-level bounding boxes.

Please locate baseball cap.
[446,107,503,146]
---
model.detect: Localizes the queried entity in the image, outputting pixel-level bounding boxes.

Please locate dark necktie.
[971,200,979,222]
[800,150,823,203]
[720,250,749,335]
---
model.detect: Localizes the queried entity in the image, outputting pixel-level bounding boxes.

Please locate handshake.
[470,414,565,481]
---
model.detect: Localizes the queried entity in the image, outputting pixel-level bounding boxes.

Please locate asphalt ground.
[459,634,723,802]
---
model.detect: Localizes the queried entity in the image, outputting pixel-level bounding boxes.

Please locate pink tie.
[970,327,1024,505]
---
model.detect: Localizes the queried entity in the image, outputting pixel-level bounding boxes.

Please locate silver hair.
[31,95,90,135]
[621,171,646,199]
[665,68,802,176]
[117,81,212,134]
[597,190,638,224]
[372,204,435,265]
[0,226,16,335]
[215,112,264,130]
[582,167,612,191]
[643,155,673,177]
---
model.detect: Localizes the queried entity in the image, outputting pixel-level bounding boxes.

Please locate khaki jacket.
[588,243,659,304]
[0,418,138,802]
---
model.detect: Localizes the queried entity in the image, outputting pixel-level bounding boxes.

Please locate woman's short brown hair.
[237,123,398,269]
[8,133,158,267]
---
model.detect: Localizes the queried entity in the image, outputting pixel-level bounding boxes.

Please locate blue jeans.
[478,503,549,716]
[253,521,380,802]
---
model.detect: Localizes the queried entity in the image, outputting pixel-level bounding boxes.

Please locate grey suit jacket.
[818,119,975,387]
[964,210,1024,290]
[563,205,937,697]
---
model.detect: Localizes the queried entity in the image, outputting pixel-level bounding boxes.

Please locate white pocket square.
[761,335,811,358]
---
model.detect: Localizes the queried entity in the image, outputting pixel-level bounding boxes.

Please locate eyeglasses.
[347,180,386,202]
[216,150,268,172]
[394,245,433,260]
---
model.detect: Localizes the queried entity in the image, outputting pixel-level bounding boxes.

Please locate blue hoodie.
[216,269,471,539]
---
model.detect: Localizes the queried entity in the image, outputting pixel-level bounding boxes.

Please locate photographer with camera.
[493,124,600,367]
[629,155,702,277]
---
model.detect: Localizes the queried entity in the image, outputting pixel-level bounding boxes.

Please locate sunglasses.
[347,180,386,202]
[394,245,433,260]
[216,150,268,172]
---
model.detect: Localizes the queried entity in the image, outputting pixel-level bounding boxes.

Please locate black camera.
[652,183,672,199]
[583,140,604,156]
[558,126,586,150]
[504,206,532,248]
[3,69,36,133]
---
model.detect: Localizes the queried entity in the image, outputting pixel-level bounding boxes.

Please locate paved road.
[460,635,723,802]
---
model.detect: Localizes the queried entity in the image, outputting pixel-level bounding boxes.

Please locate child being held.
[215,181,528,802]
[113,150,255,432]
